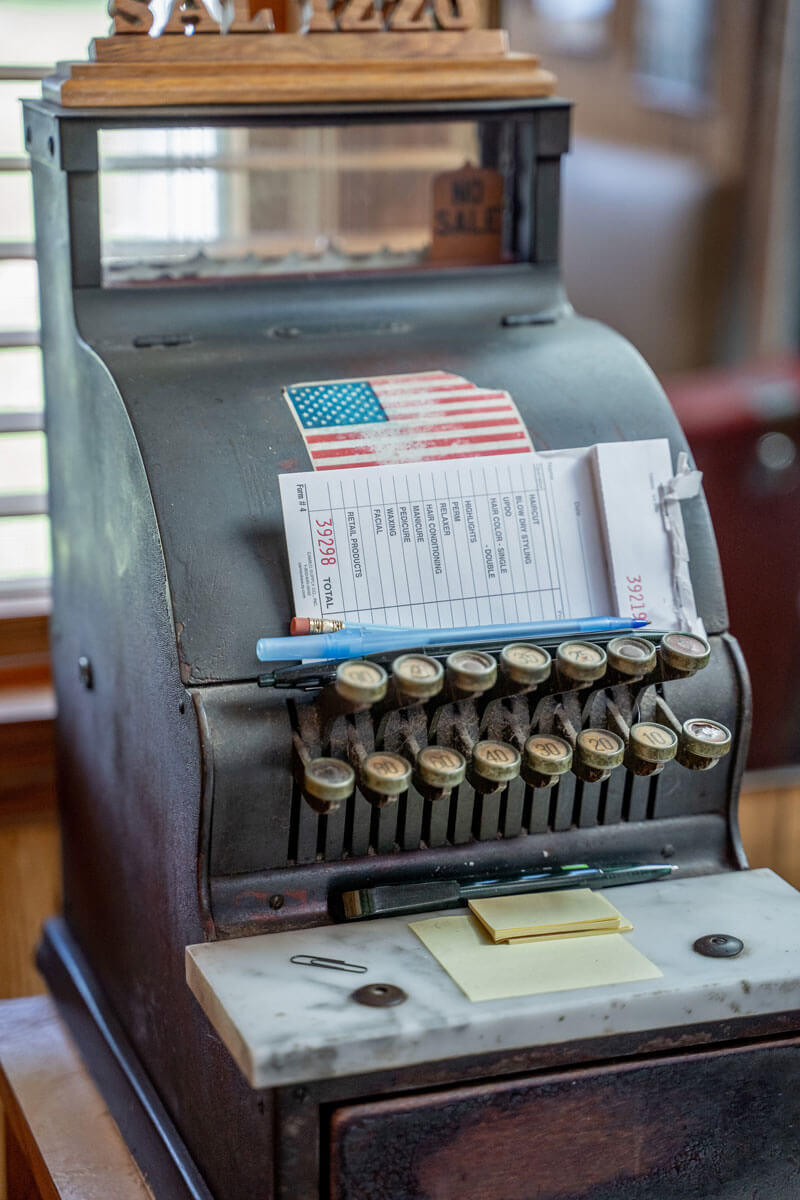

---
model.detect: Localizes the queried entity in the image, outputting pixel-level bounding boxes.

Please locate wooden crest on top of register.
[43,0,555,107]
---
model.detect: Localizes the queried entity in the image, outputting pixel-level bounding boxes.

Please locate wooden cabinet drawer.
[329,1037,800,1199]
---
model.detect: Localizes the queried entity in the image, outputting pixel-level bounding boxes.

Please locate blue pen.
[255,616,648,662]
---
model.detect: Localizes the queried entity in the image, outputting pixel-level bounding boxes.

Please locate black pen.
[339,863,677,920]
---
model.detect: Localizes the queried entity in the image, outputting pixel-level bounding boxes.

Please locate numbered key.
[606,635,656,679]
[392,653,444,702]
[470,739,521,792]
[659,632,711,678]
[575,728,625,782]
[414,744,467,792]
[500,643,552,688]
[522,732,572,789]
[677,718,732,771]
[335,659,388,706]
[625,721,678,776]
[446,649,498,695]
[556,641,607,686]
[303,756,355,813]
[360,751,412,799]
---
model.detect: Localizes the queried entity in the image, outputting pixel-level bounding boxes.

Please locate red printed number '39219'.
[316,518,337,567]
[627,575,647,622]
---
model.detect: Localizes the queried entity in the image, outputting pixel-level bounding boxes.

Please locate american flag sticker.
[284,370,534,470]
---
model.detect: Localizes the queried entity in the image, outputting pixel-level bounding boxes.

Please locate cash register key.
[499,642,552,687]
[471,740,521,783]
[392,653,444,701]
[556,641,607,684]
[659,632,712,675]
[523,733,573,779]
[677,718,732,770]
[415,745,467,790]
[576,728,626,771]
[445,649,498,694]
[606,635,657,678]
[360,751,412,796]
[303,757,356,808]
[626,722,679,773]
[335,659,388,705]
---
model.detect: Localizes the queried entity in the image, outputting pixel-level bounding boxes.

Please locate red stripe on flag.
[317,459,380,470]
[305,415,522,446]
[374,383,483,399]
[374,403,515,421]
[381,393,510,411]
[368,372,455,386]
[310,430,528,460]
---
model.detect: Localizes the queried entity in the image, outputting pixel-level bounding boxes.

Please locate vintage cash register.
[25,6,800,1198]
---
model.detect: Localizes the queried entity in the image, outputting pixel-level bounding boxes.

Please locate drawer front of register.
[328,1036,800,1200]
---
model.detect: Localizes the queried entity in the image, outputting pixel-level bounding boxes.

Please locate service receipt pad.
[278,441,701,633]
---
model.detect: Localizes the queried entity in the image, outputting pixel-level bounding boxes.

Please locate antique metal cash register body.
[25,17,800,1200]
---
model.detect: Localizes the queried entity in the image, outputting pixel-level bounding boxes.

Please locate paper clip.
[289,954,367,974]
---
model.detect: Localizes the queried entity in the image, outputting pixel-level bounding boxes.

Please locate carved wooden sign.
[430,164,504,264]
[110,0,477,34]
[110,1,274,34]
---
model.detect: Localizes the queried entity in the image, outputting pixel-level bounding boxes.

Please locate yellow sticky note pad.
[409,914,662,1003]
[469,887,624,941]
[506,918,633,944]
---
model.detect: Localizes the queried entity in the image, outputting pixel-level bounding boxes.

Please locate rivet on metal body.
[693,934,744,958]
[351,983,408,1007]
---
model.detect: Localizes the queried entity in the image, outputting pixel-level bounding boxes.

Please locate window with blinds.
[0,2,107,611]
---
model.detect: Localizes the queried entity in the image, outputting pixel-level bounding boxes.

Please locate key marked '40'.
[110,0,477,35]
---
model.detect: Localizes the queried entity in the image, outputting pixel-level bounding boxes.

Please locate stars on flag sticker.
[288,381,389,429]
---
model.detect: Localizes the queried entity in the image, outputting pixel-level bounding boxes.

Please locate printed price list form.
[280,453,614,628]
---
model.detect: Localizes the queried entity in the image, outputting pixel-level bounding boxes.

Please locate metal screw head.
[78,656,93,690]
[445,649,497,694]
[472,740,521,783]
[361,752,412,796]
[606,636,656,677]
[335,659,388,705]
[269,894,284,910]
[523,733,572,777]
[415,745,466,790]
[303,757,355,805]
[392,653,444,701]
[351,983,407,1007]
[693,933,744,958]
[556,640,607,683]
[660,632,711,675]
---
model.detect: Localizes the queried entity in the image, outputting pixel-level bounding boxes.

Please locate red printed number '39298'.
[627,575,647,622]
[315,518,337,567]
